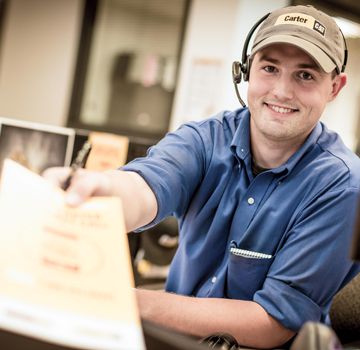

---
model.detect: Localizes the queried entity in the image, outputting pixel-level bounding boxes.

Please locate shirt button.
[247,197,255,205]
[211,276,217,283]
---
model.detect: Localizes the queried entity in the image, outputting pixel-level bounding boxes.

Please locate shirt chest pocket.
[226,248,274,300]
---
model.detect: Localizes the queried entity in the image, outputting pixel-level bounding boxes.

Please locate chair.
[329,272,360,347]
[289,322,342,350]
[134,216,179,288]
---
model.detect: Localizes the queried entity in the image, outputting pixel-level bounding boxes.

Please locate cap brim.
[251,35,336,73]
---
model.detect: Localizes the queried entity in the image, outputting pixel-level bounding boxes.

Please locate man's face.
[247,43,345,146]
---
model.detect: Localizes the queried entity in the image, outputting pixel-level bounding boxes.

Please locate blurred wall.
[322,36,360,150]
[0,0,83,126]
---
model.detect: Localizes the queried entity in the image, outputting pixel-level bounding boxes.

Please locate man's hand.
[43,167,158,232]
[43,167,114,206]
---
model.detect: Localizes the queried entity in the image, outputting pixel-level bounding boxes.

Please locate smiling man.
[248,43,346,169]
[44,5,360,349]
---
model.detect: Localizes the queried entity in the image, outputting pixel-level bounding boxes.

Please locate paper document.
[0,159,145,350]
[85,132,129,171]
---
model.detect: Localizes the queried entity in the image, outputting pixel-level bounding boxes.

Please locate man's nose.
[272,74,294,101]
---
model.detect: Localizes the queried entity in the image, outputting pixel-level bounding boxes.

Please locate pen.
[62,141,92,190]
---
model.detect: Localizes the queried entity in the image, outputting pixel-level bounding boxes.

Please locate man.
[45,5,360,349]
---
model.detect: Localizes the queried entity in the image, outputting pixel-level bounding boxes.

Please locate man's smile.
[265,102,299,114]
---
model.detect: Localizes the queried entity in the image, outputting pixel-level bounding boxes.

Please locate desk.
[0,319,209,350]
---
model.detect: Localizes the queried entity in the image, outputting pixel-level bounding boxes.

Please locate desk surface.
[0,320,209,350]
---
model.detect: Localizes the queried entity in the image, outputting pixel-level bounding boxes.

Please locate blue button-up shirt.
[122,108,360,331]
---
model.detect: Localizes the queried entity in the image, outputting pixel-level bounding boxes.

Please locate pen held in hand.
[62,141,92,190]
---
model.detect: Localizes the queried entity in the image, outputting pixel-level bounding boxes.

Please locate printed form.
[0,159,145,350]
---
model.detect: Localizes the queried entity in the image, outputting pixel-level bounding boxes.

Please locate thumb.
[65,190,84,206]
[63,169,105,206]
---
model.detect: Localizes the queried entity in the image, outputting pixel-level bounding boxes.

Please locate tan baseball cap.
[250,5,346,73]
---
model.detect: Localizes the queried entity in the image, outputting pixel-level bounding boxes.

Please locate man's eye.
[263,66,276,73]
[298,71,313,80]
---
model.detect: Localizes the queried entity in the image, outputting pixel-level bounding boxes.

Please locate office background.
[0,0,358,149]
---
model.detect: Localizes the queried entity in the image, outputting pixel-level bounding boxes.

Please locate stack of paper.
[0,159,145,350]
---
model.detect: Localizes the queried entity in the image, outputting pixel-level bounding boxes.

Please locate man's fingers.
[42,167,71,187]
[43,167,114,207]
[42,167,94,206]
[64,170,112,206]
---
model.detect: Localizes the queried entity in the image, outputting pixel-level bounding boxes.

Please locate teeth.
[268,104,294,114]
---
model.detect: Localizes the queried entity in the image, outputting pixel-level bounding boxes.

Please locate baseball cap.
[250,5,346,73]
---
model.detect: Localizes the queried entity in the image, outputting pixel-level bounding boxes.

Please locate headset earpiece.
[241,56,250,82]
[232,60,246,107]
[232,58,250,85]
[232,61,242,84]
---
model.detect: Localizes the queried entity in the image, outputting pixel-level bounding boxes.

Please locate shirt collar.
[276,122,322,176]
[230,108,251,160]
[230,109,323,177]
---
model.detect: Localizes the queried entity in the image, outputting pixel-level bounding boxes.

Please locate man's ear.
[329,73,347,101]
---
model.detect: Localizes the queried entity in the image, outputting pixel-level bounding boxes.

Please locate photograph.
[0,117,75,175]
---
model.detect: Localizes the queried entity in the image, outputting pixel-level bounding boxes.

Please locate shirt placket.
[229,171,275,242]
[197,169,275,298]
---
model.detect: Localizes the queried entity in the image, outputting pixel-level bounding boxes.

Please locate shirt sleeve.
[253,187,360,331]
[121,123,209,230]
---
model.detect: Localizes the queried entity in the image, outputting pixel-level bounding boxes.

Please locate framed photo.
[0,117,75,175]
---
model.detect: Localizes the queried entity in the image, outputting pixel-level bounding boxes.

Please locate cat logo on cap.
[313,20,326,35]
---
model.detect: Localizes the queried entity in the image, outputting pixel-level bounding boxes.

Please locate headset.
[232,12,348,107]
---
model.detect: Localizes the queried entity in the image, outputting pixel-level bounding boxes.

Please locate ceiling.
[293,0,360,22]
[108,0,187,22]
[327,0,360,13]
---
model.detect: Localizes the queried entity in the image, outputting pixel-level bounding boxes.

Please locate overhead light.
[335,17,360,38]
